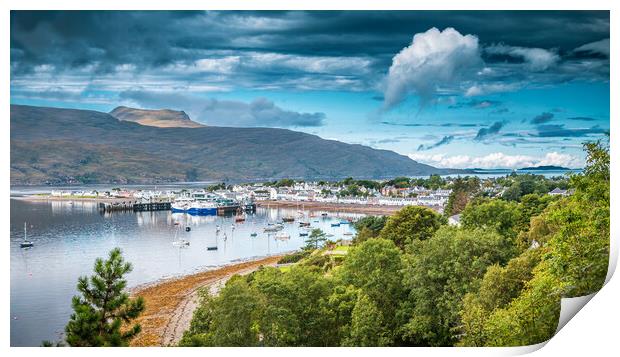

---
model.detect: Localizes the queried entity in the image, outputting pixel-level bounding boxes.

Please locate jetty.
[98,202,172,213]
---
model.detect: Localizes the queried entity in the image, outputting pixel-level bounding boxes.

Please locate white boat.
[171,198,217,215]
[275,232,290,240]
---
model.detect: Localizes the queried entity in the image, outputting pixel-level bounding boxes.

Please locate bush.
[277,251,311,264]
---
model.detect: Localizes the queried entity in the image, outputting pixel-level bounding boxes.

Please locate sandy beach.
[129,255,285,347]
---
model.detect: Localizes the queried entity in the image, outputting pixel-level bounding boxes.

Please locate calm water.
[10,198,358,346]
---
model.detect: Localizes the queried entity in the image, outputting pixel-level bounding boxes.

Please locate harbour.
[9,197,358,347]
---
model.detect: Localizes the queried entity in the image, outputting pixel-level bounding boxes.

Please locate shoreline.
[256,200,412,216]
[129,254,286,347]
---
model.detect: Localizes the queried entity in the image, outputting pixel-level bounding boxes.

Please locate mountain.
[10,105,464,185]
[109,106,205,128]
[518,165,571,171]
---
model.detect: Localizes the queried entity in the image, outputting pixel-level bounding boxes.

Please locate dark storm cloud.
[417,135,454,151]
[10,10,610,104]
[475,121,506,141]
[531,112,554,124]
[11,11,609,73]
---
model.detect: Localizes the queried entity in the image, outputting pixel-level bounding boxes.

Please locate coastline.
[256,200,412,216]
[129,254,286,347]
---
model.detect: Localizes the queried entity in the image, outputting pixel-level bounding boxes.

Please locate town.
[46,174,573,214]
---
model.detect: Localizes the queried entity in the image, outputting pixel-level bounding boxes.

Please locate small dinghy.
[173,239,190,247]
[250,232,258,237]
[206,246,218,251]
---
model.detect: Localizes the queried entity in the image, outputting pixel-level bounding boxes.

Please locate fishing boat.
[171,198,217,215]
[20,222,34,248]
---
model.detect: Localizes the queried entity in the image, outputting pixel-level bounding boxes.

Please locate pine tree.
[65,248,145,346]
[305,228,327,249]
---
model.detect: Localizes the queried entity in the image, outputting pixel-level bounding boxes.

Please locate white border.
[2,1,617,356]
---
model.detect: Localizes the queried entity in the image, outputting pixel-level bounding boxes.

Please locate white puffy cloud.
[465,83,520,97]
[485,45,560,71]
[383,27,482,109]
[408,151,583,169]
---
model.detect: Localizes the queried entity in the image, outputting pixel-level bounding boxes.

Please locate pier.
[98,202,171,213]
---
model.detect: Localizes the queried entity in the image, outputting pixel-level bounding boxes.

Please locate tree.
[461,198,521,245]
[353,216,387,243]
[342,292,391,346]
[401,227,514,346]
[379,206,444,249]
[305,228,328,249]
[339,238,405,344]
[444,176,480,217]
[65,248,145,346]
[458,249,542,346]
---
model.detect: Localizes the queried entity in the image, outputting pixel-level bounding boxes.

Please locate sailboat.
[20,222,34,248]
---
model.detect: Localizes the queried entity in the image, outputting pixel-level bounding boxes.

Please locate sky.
[10,11,610,169]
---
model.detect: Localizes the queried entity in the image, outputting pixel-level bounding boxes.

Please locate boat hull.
[171,207,217,215]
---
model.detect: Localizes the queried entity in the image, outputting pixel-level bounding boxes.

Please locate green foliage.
[461,198,521,243]
[457,140,609,346]
[342,292,391,346]
[353,215,387,243]
[273,178,296,187]
[458,249,542,346]
[379,206,444,249]
[305,228,328,250]
[401,227,515,346]
[339,238,405,343]
[277,250,311,264]
[206,182,226,191]
[64,248,145,347]
[182,265,337,346]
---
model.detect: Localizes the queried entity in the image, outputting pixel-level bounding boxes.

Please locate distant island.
[518,165,572,171]
[10,104,466,185]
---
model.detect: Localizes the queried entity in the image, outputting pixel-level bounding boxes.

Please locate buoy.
[185,226,191,232]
